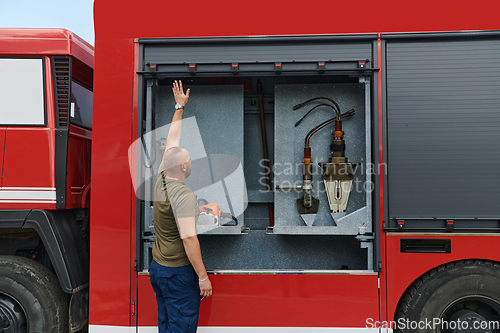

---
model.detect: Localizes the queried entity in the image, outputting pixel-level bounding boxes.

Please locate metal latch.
[318,62,326,73]
[231,63,239,74]
[188,64,197,74]
[446,220,455,231]
[274,62,282,74]
[147,62,157,73]
[397,219,405,230]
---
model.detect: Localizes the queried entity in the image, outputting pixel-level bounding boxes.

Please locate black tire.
[0,255,69,333]
[395,260,500,333]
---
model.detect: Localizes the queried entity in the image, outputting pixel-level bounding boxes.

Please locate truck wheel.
[395,260,500,333]
[0,255,69,333]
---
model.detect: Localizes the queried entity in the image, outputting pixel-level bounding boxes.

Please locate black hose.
[305,109,355,147]
[295,103,340,127]
[221,212,238,226]
[293,97,341,113]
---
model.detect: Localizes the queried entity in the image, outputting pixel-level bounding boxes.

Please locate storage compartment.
[153,85,246,235]
[273,82,371,236]
[385,36,500,231]
[135,35,377,271]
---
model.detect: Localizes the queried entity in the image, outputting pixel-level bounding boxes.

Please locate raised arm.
[165,80,190,151]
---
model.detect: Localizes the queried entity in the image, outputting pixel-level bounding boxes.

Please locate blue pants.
[149,260,201,333]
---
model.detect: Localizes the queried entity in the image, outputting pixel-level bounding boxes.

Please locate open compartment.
[136,35,378,271]
[273,82,372,234]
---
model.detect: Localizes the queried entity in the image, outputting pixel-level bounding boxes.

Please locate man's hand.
[199,278,212,298]
[164,80,190,151]
[181,233,212,298]
[172,80,190,107]
[199,203,221,217]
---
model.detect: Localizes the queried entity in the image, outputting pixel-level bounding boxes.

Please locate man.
[149,80,212,333]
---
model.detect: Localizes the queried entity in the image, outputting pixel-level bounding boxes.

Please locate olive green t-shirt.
[152,167,199,267]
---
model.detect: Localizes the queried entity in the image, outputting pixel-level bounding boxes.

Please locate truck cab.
[0,28,93,333]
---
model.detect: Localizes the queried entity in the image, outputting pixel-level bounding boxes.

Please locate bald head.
[163,146,191,178]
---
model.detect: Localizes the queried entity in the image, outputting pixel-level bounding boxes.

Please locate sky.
[0,0,95,45]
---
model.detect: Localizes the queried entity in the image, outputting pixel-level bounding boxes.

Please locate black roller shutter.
[138,35,376,76]
[385,33,500,230]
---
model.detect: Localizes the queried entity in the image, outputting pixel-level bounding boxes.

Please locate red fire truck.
[2,1,500,332]
[0,29,93,332]
[89,0,500,330]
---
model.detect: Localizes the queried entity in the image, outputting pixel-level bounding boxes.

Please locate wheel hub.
[0,293,27,333]
[448,309,491,333]
[441,296,500,333]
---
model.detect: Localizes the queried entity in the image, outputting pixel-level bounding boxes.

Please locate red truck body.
[89,1,500,332]
[2,2,500,333]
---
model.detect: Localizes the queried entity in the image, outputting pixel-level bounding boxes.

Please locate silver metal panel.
[150,85,246,234]
[198,231,368,270]
[142,230,370,271]
[274,83,370,235]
